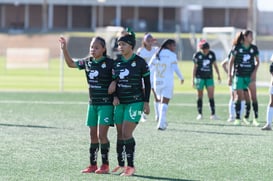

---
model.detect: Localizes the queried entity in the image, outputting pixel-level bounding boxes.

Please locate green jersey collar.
[121,53,136,62]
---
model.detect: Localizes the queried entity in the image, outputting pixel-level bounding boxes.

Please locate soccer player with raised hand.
[59,36,114,174]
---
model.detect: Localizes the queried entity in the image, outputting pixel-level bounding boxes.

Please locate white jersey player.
[137,33,159,122]
[262,54,273,130]
[149,39,184,130]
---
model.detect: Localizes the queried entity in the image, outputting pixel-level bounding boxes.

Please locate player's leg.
[206,79,218,120]
[95,105,113,174]
[152,88,160,122]
[157,86,172,130]
[120,102,143,176]
[195,78,204,120]
[81,105,99,173]
[262,86,273,130]
[112,104,125,174]
[228,87,236,122]
[248,81,259,126]
[242,89,251,125]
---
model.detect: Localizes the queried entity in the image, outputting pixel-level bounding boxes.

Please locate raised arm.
[59,36,77,68]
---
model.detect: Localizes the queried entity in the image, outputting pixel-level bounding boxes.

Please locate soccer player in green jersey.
[228,30,260,126]
[59,36,114,174]
[108,28,151,176]
[192,40,221,120]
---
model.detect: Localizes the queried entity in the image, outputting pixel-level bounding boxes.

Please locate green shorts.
[86,105,114,127]
[114,102,144,124]
[194,78,214,90]
[232,76,251,90]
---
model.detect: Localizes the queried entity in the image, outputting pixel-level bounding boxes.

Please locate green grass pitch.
[0,53,273,180]
[1,92,273,181]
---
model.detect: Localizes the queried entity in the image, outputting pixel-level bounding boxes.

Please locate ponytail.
[156,39,175,60]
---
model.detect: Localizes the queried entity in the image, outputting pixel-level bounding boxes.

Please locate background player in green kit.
[59,36,114,174]
[192,40,221,121]
[108,28,151,176]
[228,30,260,126]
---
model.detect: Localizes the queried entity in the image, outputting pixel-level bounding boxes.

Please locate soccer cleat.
[120,166,135,176]
[140,113,147,122]
[210,115,219,120]
[95,164,109,174]
[233,119,241,126]
[81,165,98,173]
[242,118,250,125]
[196,114,203,120]
[227,116,235,122]
[111,165,124,174]
[261,124,272,131]
[252,119,260,127]
[158,127,167,131]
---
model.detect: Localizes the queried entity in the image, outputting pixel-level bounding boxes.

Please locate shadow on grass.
[168,128,263,136]
[181,121,264,128]
[133,174,196,181]
[0,123,58,129]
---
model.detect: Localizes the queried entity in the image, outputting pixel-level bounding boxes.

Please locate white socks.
[229,99,245,119]
[157,103,168,129]
[240,100,245,118]
[229,98,235,118]
[266,106,273,125]
[154,101,159,121]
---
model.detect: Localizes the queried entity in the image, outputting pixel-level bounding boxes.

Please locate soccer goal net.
[95,26,125,59]
[202,27,270,87]
[202,27,243,61]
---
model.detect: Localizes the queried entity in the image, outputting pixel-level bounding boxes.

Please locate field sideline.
[1,92,273,181]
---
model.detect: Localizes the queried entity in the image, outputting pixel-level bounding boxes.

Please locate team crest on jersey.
[131,61,136,67]
[250,48,254,53]
[239,48,243,53]
[116,62,121,67]
[101,62,106,68]
[198,55,202,59]
[208,54,212,59]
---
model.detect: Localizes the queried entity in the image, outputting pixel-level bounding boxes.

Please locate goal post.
[202,27,243,61]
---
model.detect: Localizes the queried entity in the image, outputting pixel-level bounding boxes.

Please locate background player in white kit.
[149,39,184,130]
[137,33,159,122]
[262,55,273,130]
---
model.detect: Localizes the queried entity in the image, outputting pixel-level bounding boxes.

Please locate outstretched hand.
[59,35,66,50]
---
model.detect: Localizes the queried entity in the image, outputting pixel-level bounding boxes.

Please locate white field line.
[0,100,268,106]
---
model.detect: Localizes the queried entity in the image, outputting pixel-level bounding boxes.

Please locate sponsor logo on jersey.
[119,68,129,79]
[88,70,99,79]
